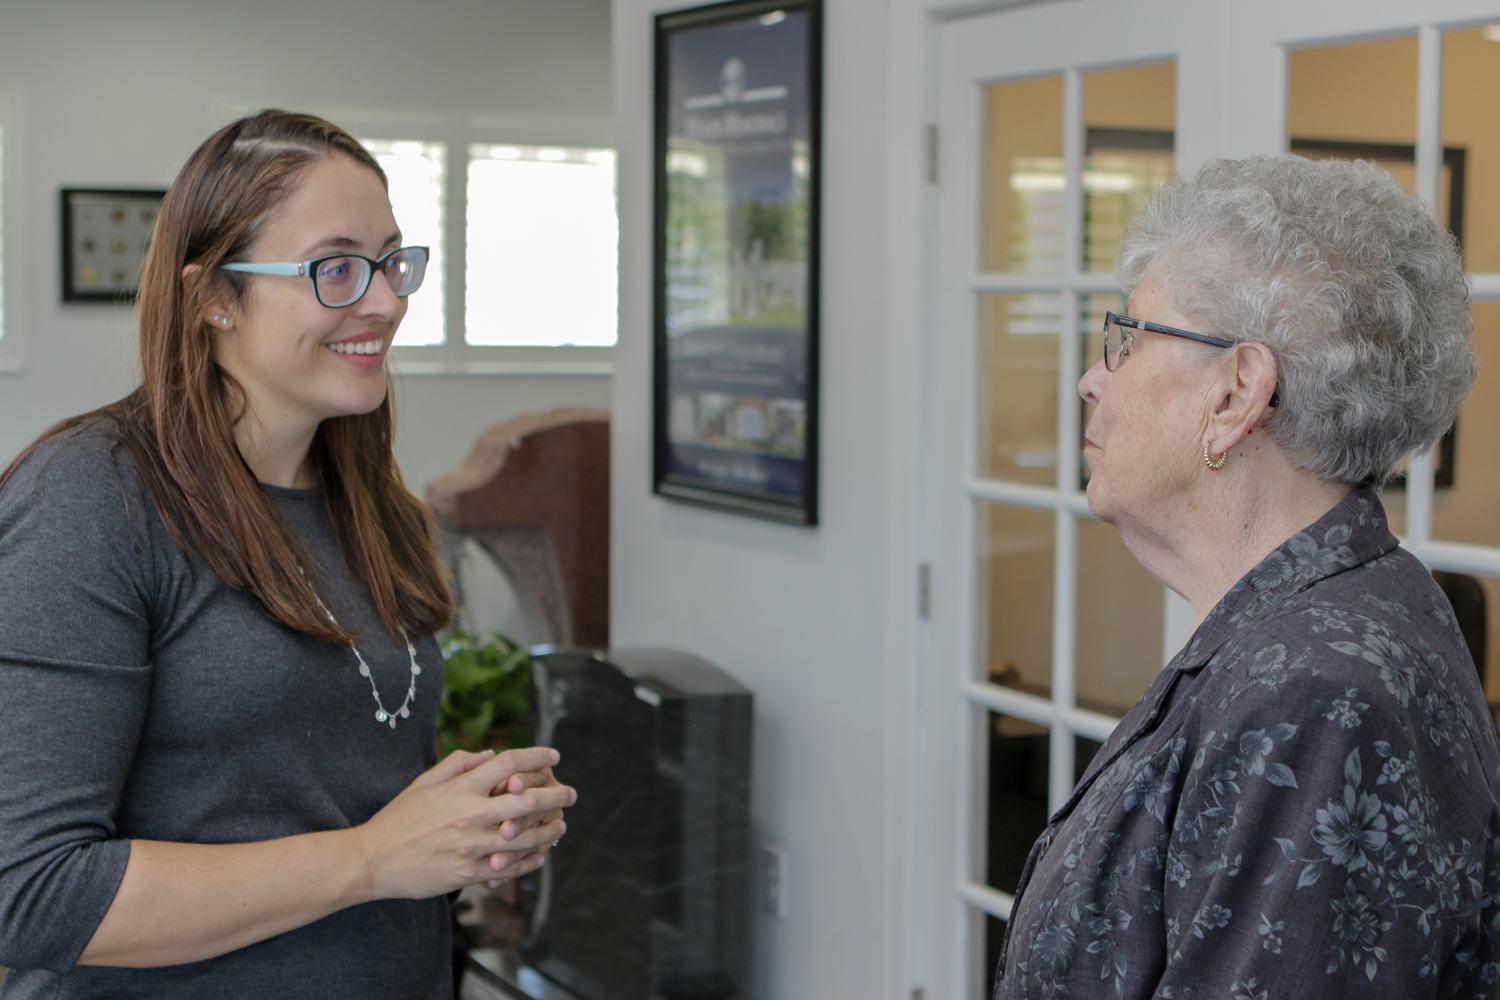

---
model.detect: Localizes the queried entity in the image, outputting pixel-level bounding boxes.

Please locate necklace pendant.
[306,572,422,730]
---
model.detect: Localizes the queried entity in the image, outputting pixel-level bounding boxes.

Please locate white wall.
[0,0,612,492]
[611,2,927,998]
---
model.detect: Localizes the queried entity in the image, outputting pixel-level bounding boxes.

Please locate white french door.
[920,1,1500,997]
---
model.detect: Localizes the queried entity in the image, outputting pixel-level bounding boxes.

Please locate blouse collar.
[1169,486,1400,674]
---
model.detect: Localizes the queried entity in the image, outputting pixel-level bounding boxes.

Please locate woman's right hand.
[349,747,576,901]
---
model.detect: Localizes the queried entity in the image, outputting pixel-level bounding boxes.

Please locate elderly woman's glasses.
[221,246,428,308]
[1102,311,1280,406]
[1102,311,1235,372]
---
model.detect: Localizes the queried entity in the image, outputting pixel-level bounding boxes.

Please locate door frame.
[910,1,1500,998]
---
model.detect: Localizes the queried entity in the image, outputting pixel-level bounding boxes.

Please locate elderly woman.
[994,155,1500,999]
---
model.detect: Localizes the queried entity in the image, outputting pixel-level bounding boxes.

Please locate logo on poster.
[683,57,790,141]
[721,58,746,104]
[684,58,789,110]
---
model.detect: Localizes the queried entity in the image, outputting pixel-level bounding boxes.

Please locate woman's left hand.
[451,753,570,887]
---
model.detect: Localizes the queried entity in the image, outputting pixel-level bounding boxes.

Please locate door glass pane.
[1427,571,1500,736]
[1078,293,1125,490]
[1076,734,1104,782]
[1286,35,1438,540]
[987,717,1106,895]
[1289,37,1460,242]
[981,737,1103,992]
[1077,292,1167,715]
[1434,303,1500,546]
[1081,62,1175,273]
[979,294,1059,484]
[985,914,1006,996]
[982,75,1065,274]
[1435,31,1500,546]
[1376,483,1408,539]
[1288,36,1417,155]
[987,713,1049,895]
[984,504,1054,697]
[1076,518,1164,717]
[1443,27,1499,272]
[1288,37,1426,204]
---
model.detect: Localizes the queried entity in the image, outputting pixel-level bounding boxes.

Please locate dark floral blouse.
[995,488,1500,1000]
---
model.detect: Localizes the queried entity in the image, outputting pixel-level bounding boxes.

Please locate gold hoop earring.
[1203,440,1228,471]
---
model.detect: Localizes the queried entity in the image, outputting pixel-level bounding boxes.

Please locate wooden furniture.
[427,408,610,649]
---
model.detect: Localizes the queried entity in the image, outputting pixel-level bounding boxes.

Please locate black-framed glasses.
[1102,310,1235,372]
[222,245,428,308]
[1102,311,1279,406]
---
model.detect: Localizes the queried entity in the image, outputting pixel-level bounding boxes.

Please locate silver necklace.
[303,570,423,729]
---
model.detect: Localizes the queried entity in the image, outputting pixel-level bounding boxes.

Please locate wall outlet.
[761,843,790,919]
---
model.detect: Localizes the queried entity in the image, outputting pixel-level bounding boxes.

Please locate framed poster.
[653,0,823,525]
[61,188,166,303]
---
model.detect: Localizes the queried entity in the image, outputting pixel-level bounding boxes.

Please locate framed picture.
[653,0,823,525]
[61,188,166,303]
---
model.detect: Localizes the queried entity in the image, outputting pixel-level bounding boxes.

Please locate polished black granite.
[462,948,582,1000]
[520,648,753,1000]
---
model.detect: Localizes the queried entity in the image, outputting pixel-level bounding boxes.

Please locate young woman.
[0,111,574,998]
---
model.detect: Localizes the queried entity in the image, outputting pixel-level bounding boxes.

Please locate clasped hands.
[352,745,577,901]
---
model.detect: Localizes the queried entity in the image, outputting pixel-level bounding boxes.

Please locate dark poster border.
[652,0,823,526]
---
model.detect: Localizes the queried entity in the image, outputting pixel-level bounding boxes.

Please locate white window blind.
[465,144,618,347]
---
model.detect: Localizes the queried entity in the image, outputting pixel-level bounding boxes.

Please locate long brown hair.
[1,110,452,645]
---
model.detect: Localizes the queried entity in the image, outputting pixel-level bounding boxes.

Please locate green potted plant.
[437,631,531,755]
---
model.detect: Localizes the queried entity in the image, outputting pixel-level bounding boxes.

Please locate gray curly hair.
[1117,154,1476,486]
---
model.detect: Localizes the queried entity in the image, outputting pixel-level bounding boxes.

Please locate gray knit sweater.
[0,424,449,999]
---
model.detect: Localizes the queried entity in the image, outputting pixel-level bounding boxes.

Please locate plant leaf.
[438,631,531,751]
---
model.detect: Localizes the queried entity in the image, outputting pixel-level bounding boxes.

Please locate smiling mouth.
[328,339,383,356]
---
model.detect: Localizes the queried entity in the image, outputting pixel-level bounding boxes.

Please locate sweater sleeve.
[0,432,156,972]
